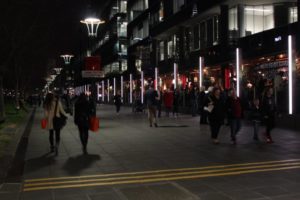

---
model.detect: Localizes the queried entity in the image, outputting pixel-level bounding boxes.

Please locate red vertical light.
[225,69,230,89]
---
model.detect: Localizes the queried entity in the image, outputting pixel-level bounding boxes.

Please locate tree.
[0,0,50,115]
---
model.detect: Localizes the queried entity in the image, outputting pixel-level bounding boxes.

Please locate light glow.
[130,74,133,104]
[121,76,124,103]
[102,81,105,102]
[174,63,177,89]
[80,18,105,37]
[155,67,158,90]
[60,55,74,65]
[141,71,144,104]
[236,48,240,97]
[288,35,294,115]
[114,78,116,96]
[199,57,203,88]
[107,80,110,102]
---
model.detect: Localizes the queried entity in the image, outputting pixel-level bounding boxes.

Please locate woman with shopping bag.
[74,93,95,154]
[43,93,68,155]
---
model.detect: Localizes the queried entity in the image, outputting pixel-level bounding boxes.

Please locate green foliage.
[0,102,27,157]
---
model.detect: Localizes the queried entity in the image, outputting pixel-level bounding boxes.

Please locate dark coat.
[114,95,122,106]
[208,95,225,123]
[251,106,262,122]
[225,96,243,119]
[74,99,92,128]
[262,95,276,118]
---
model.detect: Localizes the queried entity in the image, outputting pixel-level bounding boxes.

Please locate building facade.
[96,0,300,126]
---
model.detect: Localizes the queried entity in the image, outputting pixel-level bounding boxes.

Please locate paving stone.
[253,186,290,197]
[21,190,53,200]
[147,183,199,200]
[0,183,22,193]
[118,185,162,200]
[10,106,300,199]
[0,193,19,200]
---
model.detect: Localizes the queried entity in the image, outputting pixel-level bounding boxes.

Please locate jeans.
[148,106,157,125]
[191,100,197,116]
[253,121,260,139]
[265,116,275,137]
[49,129,60,147]
[115,104,121,113]
[78,126,89,148]
[209,120,222,139]
[230,118,241,141]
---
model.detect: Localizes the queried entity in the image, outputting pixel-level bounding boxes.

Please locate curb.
[0,108,36,184]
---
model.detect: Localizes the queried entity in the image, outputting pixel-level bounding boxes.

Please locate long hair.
[44,93,54,111]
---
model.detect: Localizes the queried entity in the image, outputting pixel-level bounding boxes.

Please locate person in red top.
[164,88,174,117]
[226,89,243,144]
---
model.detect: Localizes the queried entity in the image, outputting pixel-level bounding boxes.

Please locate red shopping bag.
[89,116,99,132]
[41,119,47,129]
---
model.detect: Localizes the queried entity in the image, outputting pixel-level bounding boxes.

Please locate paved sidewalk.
[1,105,300,200]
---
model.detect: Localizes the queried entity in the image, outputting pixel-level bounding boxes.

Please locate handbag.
[41,118,47,129]
[53,100,67,130]
[204,97,214,113]
[89,116,99,132]
[204,104,214,113]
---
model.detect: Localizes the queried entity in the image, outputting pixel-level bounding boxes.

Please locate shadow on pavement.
[62,154,101,175]
[158,125,189,128]
[23,152,55,174]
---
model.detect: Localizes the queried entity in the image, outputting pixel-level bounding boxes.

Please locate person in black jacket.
[226,89,243,145]
[113,91,122,114]
[251,98,262,141]
[206,87,225,144]
[74,93,92,154]
[262,87,276,143]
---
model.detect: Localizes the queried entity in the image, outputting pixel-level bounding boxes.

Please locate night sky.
[0,0,107,91]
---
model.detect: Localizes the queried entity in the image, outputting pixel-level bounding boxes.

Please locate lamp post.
[80,18,105,37]
[60,54,74,65]
[80,16,104,111]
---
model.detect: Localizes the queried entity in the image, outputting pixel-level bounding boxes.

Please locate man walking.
[145,84,158,127]
[226,89,242,145]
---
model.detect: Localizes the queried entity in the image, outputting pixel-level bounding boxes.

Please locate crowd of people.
[143,84,278,145]
[41,84,278,156]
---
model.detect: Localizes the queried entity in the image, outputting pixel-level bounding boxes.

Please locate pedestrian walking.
[226,89,243,145]
[198,86,207,124]
[113,91,122,114]
[251,98,262,141]
[173,88,180,117]
[164,88,173,117]
[189,86,197,117]
[43,93,68,155]
[205,87,225,144]
[74,93,93,154]
[262,87,276,143]
[145,84,158,127]
[157,87,163,118]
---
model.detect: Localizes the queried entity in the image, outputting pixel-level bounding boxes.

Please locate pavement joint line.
[22,162,300,188]
[22,165,300,192]
[24,158,300,183]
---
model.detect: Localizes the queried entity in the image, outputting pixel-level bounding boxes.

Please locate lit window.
[289,7,298,23]
[244,5,274,36]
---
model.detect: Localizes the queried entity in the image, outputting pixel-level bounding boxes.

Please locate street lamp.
[60,54,74,65]
[80,18,105,37]
[54,68,63,75]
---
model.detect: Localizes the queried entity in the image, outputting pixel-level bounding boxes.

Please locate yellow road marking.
[23,162,300,188]
[24,159,300,183]
[23,165,300,192]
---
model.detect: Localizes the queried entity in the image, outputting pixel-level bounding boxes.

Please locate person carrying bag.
[74,93,93,154]
[43,93,68,155]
